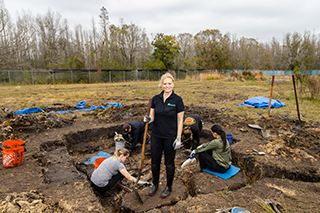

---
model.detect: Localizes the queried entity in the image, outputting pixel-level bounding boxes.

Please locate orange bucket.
[94,157,106,170]
[2,139,25,168]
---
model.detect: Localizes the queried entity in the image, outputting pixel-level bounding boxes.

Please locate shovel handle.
[139,97,152,170]
[292,75,301,121]
[267,75,275,121]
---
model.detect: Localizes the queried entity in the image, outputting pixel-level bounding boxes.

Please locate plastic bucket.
[227,134,232,146]
[115,141,126,150]
[2,139,25,168]
[94,157,107,170]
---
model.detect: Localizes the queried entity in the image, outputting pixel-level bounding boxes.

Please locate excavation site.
[0,103,320,212]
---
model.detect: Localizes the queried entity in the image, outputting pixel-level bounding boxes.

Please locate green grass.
[1,79,319,122]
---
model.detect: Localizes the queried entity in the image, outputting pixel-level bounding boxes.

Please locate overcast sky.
[5,0,320,43]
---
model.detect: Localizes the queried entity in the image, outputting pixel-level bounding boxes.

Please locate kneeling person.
[190,124,231,173]
[182,114,203,150]
[90,148,144,193]
[122,122,150,153]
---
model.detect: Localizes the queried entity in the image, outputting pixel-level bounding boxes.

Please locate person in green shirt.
[190,124,231,173]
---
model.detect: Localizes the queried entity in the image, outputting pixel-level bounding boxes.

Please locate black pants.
[198,150,229,173]
[130,133,150,151]
[185,121,203,150]
[151,135,175,187]
[192,121,203,150]
[91,172,124,193]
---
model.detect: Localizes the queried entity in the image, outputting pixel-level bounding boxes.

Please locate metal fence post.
[109,71,111,82]
[8,70,11,85]
[89,71,91,83]
[31,70,34,85]
[147,70,149,81]
[71,71,73,83]
[123,70,125,82]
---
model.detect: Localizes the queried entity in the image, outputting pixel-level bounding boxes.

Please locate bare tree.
[0,0,14,69]
[36,9,62,68]
[176,33,195,69]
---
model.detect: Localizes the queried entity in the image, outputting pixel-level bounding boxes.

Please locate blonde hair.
[112,148,130,159]
[158,72,175,88]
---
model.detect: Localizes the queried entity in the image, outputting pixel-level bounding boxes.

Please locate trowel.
[248,124,262,130]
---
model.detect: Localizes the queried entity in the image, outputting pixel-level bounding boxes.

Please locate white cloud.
[4,0,320,42]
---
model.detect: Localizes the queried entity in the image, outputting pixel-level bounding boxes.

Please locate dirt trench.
[0,104,320,212]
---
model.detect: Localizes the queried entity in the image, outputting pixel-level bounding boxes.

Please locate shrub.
[307,75,320,99]
[295,73,308,93]
[241,70,255,81]
[253,70,265,81]
[242,70,252,77]
[231,70,240,79]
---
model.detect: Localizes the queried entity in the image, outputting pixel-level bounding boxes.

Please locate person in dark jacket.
[122,122,149,154]
[190,124,231,173]
[144,72,184,199]
[182,114,203,150]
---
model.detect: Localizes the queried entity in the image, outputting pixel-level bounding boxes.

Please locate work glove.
[196,144,203,149]
[190,150,196,159]
[173,136,182,150]
[143,116,151,123]
[140,181,150,185]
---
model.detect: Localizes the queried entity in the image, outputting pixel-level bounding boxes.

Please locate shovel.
[292,74,301,121]
[133,97,152,204]
[262,75,275,138]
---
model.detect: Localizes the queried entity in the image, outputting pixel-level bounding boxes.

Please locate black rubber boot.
[148,184,159,196]
[160,186,172,198]
[149,164,160,196]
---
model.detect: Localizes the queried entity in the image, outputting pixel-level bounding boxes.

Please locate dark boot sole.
[148,187,158,197]
[160,190,172,199]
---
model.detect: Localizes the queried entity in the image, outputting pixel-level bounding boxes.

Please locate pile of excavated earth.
[0,103,319,212]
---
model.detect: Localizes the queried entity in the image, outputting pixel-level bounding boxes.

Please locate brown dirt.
[1,95,320,212]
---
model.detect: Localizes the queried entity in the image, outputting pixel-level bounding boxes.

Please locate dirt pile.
[0,113,74,142]
[0,190,60,212]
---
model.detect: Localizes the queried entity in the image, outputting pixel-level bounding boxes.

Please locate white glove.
[173,136,182,150]
[197,144,203,149]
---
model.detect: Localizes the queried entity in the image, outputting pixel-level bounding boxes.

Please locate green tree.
[194,29,231,70]
[151,33,180,69]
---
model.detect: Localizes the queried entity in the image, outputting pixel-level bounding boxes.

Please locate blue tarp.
[84,151,112,164]
[75,101,86,108]
[15,107,46,115]
[236,96,286,109]
[14,101,122,115]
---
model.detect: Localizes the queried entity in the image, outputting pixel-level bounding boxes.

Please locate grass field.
[1,76,319,122]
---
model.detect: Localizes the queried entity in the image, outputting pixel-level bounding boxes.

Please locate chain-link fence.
[1,69,319,85]
[0,69,201,85]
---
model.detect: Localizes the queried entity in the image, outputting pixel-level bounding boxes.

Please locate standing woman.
[91,148,143,193]
[144,72,184,198]
[190,124,232,173]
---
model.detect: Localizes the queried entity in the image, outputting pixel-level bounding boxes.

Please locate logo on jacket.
[167,103,176,107]
[184,117,196,125]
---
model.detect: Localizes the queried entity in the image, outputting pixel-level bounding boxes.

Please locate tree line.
[1,2,320,71]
